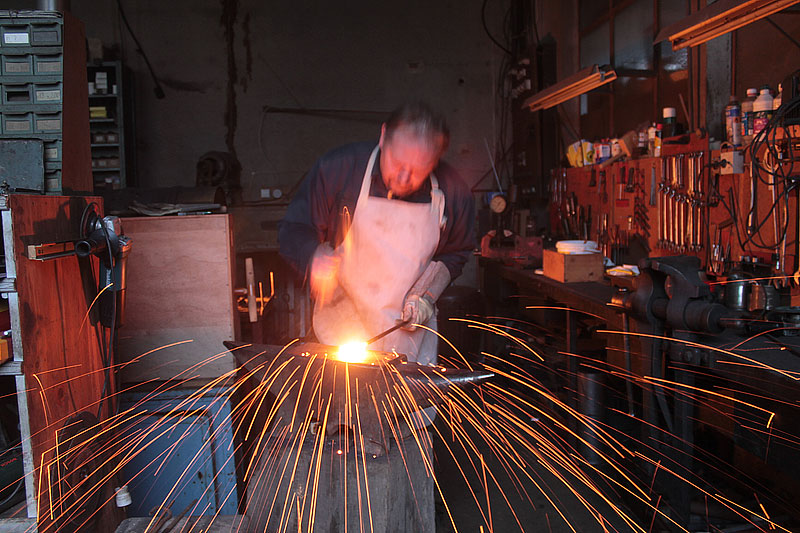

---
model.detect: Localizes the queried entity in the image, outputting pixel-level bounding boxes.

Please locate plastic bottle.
[600,139,611,162]
[654,124,663,157]
[638,128,648,156]
[773,83,783,112]
[725,95,742,147]
[663,107,677,138]
[647,123,657,156]
[595,139,609,163]
[753,86,773,136]
[741,87,758,137]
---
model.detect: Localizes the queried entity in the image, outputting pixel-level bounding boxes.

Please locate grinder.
[76,214,132,329]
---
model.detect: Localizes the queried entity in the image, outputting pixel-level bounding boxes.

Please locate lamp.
[655,0,800,51]
[521,65,617,113]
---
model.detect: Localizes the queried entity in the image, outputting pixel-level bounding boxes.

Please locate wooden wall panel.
[551,128,800,289]
[117,214,239,383]
[62,11,92,194]
[8,194,115,530]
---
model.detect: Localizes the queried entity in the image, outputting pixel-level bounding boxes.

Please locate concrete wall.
[2,0,507,199]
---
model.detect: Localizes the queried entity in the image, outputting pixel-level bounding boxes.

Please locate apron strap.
[357,145,381,206]
[430,174,447,230]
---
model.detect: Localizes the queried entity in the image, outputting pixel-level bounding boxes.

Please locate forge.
[227,341,493,533]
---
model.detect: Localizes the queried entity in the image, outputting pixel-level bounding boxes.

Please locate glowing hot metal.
[336,341,370,363]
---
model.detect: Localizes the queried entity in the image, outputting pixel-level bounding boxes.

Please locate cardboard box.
[543,248,604,283]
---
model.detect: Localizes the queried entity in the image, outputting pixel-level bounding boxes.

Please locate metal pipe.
[36,0,69,11]
[697,204,704,251]
[747,162,757,235]
[621,312,635,416]
[577,370,605,465]
[665,190,672,248]
[658,186,664,246]
[666,190,675,249]
[679,197,686,251]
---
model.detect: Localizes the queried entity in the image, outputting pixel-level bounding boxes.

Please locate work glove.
[401,261,451,331]
[402,294,436,330]
[309,243,340,304]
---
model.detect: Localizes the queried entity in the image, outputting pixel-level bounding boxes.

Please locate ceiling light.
[521,65,617,113]
[655,0,800,51]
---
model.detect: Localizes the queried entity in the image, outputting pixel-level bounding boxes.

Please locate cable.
[79,204,119,421]
[114,0,165,99]
[0,478,23,508]
[96,218,117,420]
[740,94,800,255]
[482,0,512,56]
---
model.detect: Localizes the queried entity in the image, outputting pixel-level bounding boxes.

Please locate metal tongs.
[366,318,411,346]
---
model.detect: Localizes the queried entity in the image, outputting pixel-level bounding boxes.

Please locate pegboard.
[549,128,800,285]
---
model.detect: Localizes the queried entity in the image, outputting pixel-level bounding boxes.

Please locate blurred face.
[378,124,443,198]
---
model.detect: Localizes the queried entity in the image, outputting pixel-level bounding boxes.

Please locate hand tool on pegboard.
[650,164,657,206]
[626,166,636,193]
[634,196,650,239]
[599,170,608,204]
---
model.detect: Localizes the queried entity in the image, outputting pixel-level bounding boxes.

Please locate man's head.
[379,102,450,198]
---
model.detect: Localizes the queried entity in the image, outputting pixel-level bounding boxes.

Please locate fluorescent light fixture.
[655,0,800,51]
[522,65,617,113]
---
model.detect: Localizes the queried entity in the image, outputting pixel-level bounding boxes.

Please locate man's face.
[378,124,443,198]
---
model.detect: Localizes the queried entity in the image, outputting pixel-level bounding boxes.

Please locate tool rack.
[550,127,800,294]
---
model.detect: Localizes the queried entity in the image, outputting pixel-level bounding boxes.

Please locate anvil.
[225,341,493,455]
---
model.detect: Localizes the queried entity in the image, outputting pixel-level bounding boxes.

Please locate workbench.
[481,260,620,324]
[479,258,639,377]
[479,256,800,527]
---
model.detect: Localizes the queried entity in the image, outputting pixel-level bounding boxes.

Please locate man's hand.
[309,243,340,304]
[401,261,450,331]
[402,294,435,330]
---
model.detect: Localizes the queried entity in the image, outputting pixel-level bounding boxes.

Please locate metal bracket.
[26,240,76,261]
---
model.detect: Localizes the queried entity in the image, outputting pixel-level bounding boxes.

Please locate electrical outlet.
[720,150,743,174]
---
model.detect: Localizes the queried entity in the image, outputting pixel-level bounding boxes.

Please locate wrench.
[658,185,665,246]
[650,165,657,206]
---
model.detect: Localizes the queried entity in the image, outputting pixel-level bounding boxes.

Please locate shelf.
[87,60,129,191]
[0,360,22,376]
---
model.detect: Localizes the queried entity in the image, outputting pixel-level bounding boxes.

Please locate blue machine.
[118,386,239,517]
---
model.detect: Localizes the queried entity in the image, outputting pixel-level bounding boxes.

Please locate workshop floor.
[433,408,641,533]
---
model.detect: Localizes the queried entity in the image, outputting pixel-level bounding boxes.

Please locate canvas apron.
[313,145,445,366]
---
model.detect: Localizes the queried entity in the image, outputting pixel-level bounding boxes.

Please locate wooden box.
[543,248,604,283]
[117,214,239,383]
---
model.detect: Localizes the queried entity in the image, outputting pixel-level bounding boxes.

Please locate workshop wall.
[46,0,510,202]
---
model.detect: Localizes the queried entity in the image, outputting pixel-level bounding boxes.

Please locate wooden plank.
[8,194,117,530]
[61,12,92,194]
[117,214,239,383]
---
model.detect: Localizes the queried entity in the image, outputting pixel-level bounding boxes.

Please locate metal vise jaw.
[612,255,729,333]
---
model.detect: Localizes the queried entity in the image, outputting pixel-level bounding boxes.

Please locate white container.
[724,96,741,147]
[753,87,773,135]
[741,87,757,137]
[556,240,600,255]
[663,107,677,137]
